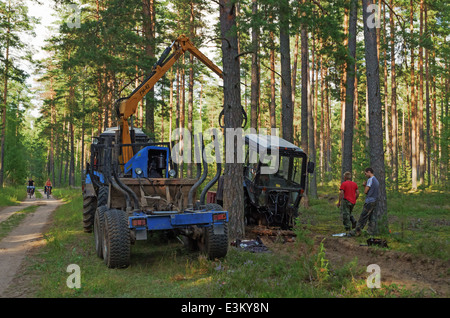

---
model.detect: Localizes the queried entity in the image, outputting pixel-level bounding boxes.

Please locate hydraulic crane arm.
[115,34,223,164]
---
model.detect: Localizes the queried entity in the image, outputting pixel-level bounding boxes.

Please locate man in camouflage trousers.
[350,167,380,236]
[337,171,359,232]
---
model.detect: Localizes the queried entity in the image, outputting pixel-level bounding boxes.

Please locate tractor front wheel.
[102,209,130,268]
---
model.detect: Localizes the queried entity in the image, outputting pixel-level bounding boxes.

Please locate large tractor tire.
[82,195,96,233]
[102,209,130,268]
[203,203,228,260]
[83,186,108,233]
[97,186,108,207]
[94,205,108,259]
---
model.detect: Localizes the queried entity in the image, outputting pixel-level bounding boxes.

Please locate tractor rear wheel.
[203,203,228,260]
[82,195,96,233]
[102,209,130,268]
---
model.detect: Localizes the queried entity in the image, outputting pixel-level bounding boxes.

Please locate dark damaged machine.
[240,134,314,229]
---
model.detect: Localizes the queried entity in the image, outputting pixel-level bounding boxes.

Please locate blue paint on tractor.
[124,146,170,178]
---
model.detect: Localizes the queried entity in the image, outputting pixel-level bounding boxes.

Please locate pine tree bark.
[362,0,388,234]
[390,0,398,191]
[308,44,317,198]
[425,3,430,187]
[220,0,244,241]
[410,0,418,190]
[320,55,325,182]
[143,0,156,134]
[341,5,349,157]
[300,0,308,149]
[280,0,294,143]
[187,2,195,178]
[383,3,391,166]
[269,28,276,129]
[0,12,10,187]
[250,0,260,130]
[342,0,357,181]
[418,0,425,186]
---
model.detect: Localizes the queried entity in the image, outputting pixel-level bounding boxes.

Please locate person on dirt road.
[337,171,359,233]
[44,178,52,196]
[27,178,35,196]
[349,167,379,237]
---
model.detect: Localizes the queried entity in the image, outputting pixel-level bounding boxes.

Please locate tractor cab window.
[257,154,304,188]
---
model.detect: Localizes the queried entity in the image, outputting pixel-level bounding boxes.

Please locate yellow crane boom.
[115,34,223,164]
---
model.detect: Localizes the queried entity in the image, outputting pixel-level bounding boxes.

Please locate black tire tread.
[94,205,108,259]
[83,195,97,233]
[97,186,108,207]
[103,209,130,268]
[204,203,228,259]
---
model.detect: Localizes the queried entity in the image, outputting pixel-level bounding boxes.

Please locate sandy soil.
[257,230,449,297]
[0,190,63,297]
[322,236,449,296]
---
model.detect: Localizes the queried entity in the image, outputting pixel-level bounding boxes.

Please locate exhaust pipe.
[200,129,221,206]
[187,134,206,209]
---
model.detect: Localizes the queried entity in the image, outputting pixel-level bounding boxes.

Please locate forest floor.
[253,229,449,297]
[0,187,448,298]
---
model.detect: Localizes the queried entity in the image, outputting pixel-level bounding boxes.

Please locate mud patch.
[322,236,449,296]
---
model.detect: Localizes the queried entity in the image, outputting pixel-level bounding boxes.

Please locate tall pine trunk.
[362,0,388,234]
[220,0,244,241]
[300,0,308,150]
[0,12,10,187]
[143,0,156,135]
[187,2,195,178]
[280,0,293,143]
[250,0,260,130]
[269,27,276,129]
[418,0,425,186]
[410,0,418,190]
[390,0,398,191]
[342,0,358,180]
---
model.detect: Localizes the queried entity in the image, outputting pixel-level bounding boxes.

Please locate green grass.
[19,186,449,298]
[304,184,450,261]
[0,186,27,206]
[0,205,39,240]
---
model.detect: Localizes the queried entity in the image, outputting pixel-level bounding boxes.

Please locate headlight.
[168,169,176,177]
[135,167,143,176]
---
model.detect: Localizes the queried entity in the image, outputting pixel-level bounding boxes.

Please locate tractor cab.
[243,134,314,229]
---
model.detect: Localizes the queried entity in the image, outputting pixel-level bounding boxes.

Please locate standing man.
[337,171,359,233]
[350,167,380,236]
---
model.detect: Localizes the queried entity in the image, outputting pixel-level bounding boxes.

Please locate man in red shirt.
[337,171,359,232]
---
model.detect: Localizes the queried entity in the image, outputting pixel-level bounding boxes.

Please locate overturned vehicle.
[240,134,314,229]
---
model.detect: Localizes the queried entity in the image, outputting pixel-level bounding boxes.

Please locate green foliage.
[0,186,26,206]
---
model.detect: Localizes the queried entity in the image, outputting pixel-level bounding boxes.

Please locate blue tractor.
[82,35,228,268]
[82,127,228,268]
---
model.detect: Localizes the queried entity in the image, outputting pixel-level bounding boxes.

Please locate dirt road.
[0,190,63,297]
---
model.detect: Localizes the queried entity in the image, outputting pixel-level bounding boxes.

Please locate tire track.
[0,190,63,297]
